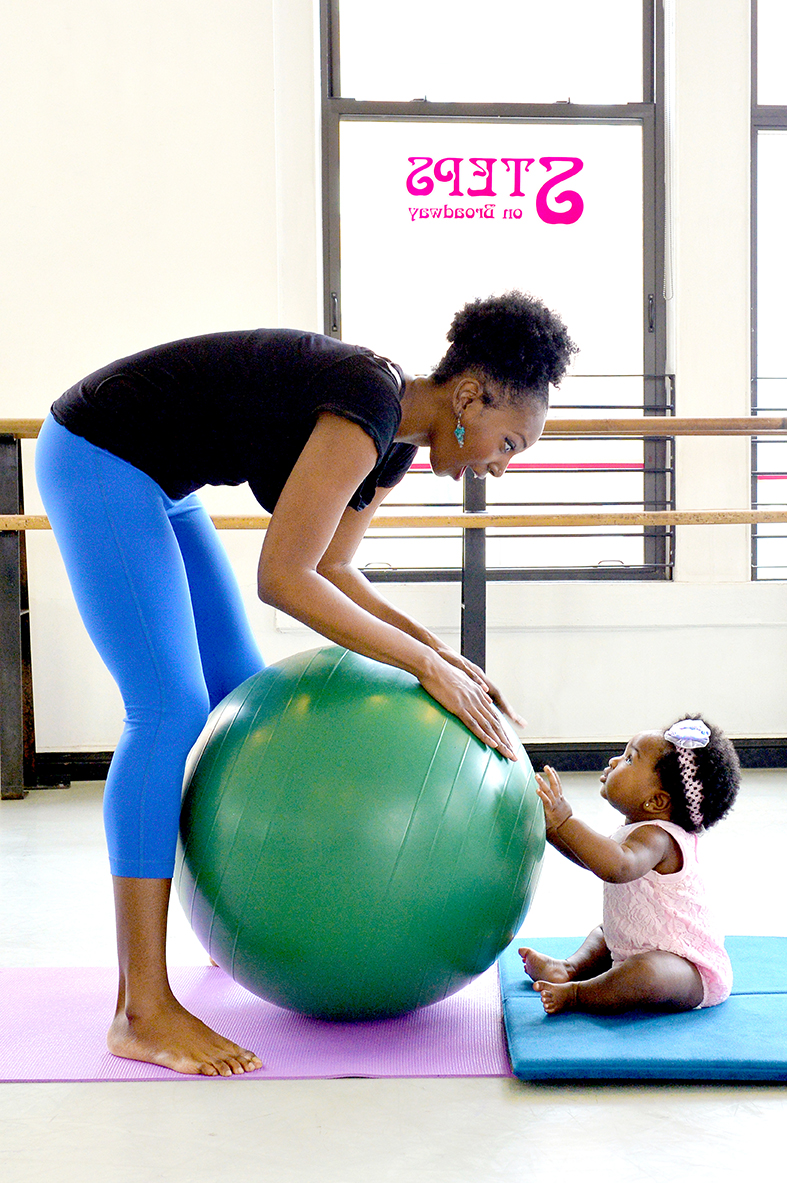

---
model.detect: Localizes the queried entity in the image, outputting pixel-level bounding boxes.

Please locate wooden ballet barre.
[0,419,45,438]
[541,416,787,436]
[213,510,787,529]
[0,515,51,530]
[3,417,787,441]
[4,509,787,532]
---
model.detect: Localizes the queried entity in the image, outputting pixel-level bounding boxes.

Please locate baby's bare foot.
[108,997,263,1076]
[533,980,578,1015]
[519,947,574,984]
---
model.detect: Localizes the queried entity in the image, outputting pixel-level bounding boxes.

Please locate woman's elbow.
[257,552,324,614]
[257,558,294,609]
[257,575,279,608]
[315,556,348,587]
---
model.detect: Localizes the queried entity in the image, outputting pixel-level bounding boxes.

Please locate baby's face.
[599,731,670,820]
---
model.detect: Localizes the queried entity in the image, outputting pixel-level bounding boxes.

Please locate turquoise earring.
[454,417,465,447]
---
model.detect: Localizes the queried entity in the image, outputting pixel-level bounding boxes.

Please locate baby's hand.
[535,766,573,832]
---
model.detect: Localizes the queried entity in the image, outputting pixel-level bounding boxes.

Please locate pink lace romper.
[602,819,732,1007]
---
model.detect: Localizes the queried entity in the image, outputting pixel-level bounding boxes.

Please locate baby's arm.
[535,766,675,883]
[534,770,591,868]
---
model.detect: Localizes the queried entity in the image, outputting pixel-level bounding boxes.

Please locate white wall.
[6,0,784,753]
[9,0,322,751]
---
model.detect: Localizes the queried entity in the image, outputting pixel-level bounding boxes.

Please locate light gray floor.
[2,770,786,1181]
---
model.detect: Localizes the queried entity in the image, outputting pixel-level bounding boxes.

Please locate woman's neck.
[396,374,445,446]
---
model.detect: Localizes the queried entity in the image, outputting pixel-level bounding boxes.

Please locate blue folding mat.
[499,935,787,1081]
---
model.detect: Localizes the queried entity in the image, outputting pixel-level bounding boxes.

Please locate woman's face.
[429,386,548,482]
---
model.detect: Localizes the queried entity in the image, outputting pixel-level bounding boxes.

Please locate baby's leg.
[534,950,704,1015]
[520,925,612,984]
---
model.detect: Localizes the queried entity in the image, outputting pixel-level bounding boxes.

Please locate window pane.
[339,119,648,573]
[486,528,645,569]
[758,0,787,105]
[756,133,787,380]
[356,459,462,573]
[753,531,787,581]
[338,0,642,104]
[339,120,643,374]
[754,131,787,579]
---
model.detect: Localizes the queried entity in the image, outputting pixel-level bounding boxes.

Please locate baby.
[520,717,740,1015]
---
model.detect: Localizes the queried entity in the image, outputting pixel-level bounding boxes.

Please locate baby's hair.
[656,714,740,833]
[431,290,578,408]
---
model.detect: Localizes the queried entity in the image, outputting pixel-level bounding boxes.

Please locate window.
[752,0,787,579]
[321,1,668,657]
[335,1,643,106]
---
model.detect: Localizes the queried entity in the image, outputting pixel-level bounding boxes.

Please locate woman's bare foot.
[109,877,262,1075]
[519,947,574,984]
[533,980,578,1014]
[108,995,263,1076]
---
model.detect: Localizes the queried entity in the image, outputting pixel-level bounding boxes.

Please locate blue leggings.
[35,415,265,878]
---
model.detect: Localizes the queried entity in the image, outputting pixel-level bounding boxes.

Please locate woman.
[35,290,576,1075]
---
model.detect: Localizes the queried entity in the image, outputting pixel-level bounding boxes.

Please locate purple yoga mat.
[0,964,511,1082]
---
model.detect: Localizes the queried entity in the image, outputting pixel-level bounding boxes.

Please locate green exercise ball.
[176,645,544,1020]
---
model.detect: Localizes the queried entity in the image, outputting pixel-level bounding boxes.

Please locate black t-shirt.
[50,329,417,511]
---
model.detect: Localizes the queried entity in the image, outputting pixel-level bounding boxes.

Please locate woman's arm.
[257,412,517,758]
[315,482,525,726]
[535,767,675,883]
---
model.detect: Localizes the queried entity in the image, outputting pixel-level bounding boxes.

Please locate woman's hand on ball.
[418,654,518,760]
[432,646,526,729]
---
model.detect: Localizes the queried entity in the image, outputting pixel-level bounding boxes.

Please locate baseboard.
[33,751,113,786]
[526,737,787,773]
[30,739,787,788]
